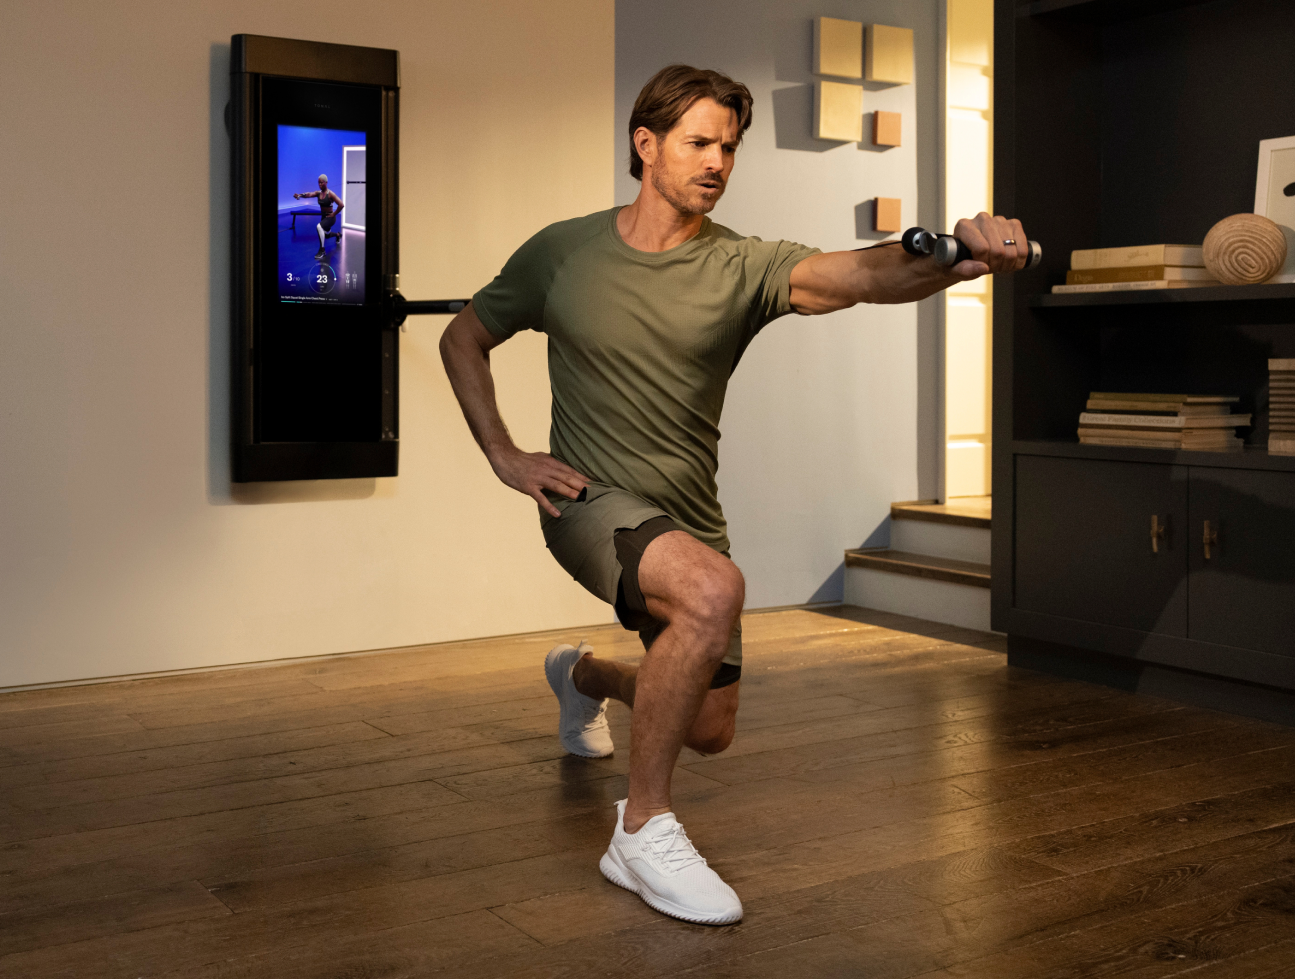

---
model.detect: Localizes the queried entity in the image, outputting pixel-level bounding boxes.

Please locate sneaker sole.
[599,849,742,926]
[544,645,612,759]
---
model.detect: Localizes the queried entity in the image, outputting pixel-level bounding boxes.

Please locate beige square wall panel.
[814,80,864,142]
[873,110,902,146]
[875,197,902,233]
[866,24,914,84]
[814,17,863,78]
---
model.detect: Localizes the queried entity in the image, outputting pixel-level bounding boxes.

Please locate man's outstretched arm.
[439,302,588,517]
[789,212,1029,314]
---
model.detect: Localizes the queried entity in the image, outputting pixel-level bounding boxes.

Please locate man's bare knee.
[685,724,734,755]
[681,563,744,635]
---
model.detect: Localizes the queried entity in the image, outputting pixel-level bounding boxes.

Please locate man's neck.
[616,183,706,253]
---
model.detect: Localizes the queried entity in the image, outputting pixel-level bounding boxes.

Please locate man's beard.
[651,161,725,215]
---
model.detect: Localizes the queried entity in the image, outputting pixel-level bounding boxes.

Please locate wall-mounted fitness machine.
[229,34,467,482]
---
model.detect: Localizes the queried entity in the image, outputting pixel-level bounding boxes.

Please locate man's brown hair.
[627,65,754,181]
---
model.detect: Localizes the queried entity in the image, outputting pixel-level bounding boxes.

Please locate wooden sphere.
[1202,213,1287,285]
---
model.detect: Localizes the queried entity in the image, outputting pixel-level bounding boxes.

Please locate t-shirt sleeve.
[748,239,821,332]
[471,229,555,340]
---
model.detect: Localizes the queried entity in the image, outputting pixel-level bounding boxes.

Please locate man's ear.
[633,127,659,169]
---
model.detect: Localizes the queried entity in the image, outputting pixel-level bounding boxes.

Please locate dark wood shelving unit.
[994,0,1295,724]
[1014,440,1295,474]
[1030,283,1295,308]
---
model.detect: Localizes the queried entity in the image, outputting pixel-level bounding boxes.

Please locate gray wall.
[616,0,943,607]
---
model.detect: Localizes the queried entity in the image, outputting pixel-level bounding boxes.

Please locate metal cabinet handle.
[1150,514,1166,553]
[1203,519,1218,561]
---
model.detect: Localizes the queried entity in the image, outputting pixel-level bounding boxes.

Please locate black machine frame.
[229,34,465,482]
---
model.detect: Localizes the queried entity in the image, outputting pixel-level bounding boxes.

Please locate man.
[293,174,344,261]
[440,64,1029,925]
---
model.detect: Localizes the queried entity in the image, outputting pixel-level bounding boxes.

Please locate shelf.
[1029,283,1295,308]
[1020,0,1217,21]
[1012,439,1295,473]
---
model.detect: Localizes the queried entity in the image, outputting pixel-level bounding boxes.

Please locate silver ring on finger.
[1003,239,1017,246]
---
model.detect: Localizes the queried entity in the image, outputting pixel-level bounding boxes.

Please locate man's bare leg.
[574,657,740,756]
[572,530,744,832]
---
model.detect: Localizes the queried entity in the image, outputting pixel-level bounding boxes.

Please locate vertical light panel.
[944,0,993,499]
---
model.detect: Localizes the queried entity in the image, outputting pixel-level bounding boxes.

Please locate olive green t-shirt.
[472,206,819,550]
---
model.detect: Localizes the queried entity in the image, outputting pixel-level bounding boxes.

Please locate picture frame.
[1254,135,1295,283]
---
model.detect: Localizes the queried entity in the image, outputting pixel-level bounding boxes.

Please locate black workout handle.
[399,298,470,315]
[901,226,1042,270]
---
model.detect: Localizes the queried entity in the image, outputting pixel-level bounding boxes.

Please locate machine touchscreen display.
[277,124,367,304]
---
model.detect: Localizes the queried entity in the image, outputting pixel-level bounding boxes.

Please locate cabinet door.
[1015,456,1188,635]
[1189,468,1295,656]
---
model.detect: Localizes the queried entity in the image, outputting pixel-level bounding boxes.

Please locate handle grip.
[901,227,1042,270]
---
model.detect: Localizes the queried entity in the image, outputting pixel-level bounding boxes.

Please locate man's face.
[641,98,739,215]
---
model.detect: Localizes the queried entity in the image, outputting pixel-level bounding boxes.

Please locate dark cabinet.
[1015,456,1188,635]
[1014,455,1295,661]
[1188,468,1295,657]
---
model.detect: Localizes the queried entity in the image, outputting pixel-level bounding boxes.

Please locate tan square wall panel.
[867,24,914,84]
[873,110,902,146]
[814,17,863,78]
[875,197,902,233]
[814,80,864,142]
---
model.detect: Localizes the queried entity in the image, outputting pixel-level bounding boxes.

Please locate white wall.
[615,0,944,608]
[0,0,615,688]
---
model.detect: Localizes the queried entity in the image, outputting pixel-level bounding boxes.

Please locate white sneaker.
[599,799,743,925]
[544,641,613,758]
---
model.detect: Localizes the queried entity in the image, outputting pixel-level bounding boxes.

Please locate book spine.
[1070,245,1204,270]
[1066,265,1215,284]
[1079,412,1250,429]
[1052,280,1214,294]
[1080,412,1185,428]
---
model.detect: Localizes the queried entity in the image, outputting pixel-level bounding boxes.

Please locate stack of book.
[1270,359,1295,456]
[1078,392,1249,452]
[1052,244,1218,295]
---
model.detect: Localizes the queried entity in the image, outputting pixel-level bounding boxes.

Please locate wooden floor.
[2,606,1295,978]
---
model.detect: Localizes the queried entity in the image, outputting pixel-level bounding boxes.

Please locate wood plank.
[0,713,146,747]
[0,880,228,957]
[1007,779,1295,875]
[164,909,540,979]
[1,737,577,840]
[0,851,610,978]
[0,719,389,790]
[5,722,494,812]
[685,693,1200,784]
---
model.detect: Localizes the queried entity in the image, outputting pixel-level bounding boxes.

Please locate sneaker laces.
[646,820,708,873]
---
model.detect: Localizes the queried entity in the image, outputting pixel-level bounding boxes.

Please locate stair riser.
[890,519,991,564]
[844,566,993,633]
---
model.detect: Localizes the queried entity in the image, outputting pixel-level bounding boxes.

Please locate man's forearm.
[793,246,959,313]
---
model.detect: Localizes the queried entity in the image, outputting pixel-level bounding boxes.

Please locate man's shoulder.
[526,208,615,254]
[703,221,819,261]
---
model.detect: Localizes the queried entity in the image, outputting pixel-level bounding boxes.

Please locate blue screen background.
[277,125,366,211]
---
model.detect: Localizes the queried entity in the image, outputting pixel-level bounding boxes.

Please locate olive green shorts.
[540,482,742,669]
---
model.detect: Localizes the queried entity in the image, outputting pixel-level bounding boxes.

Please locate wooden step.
[891,496,991,529]
[844,548,991,588]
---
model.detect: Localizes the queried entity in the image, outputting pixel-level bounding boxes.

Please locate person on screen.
[294,174,344,261]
